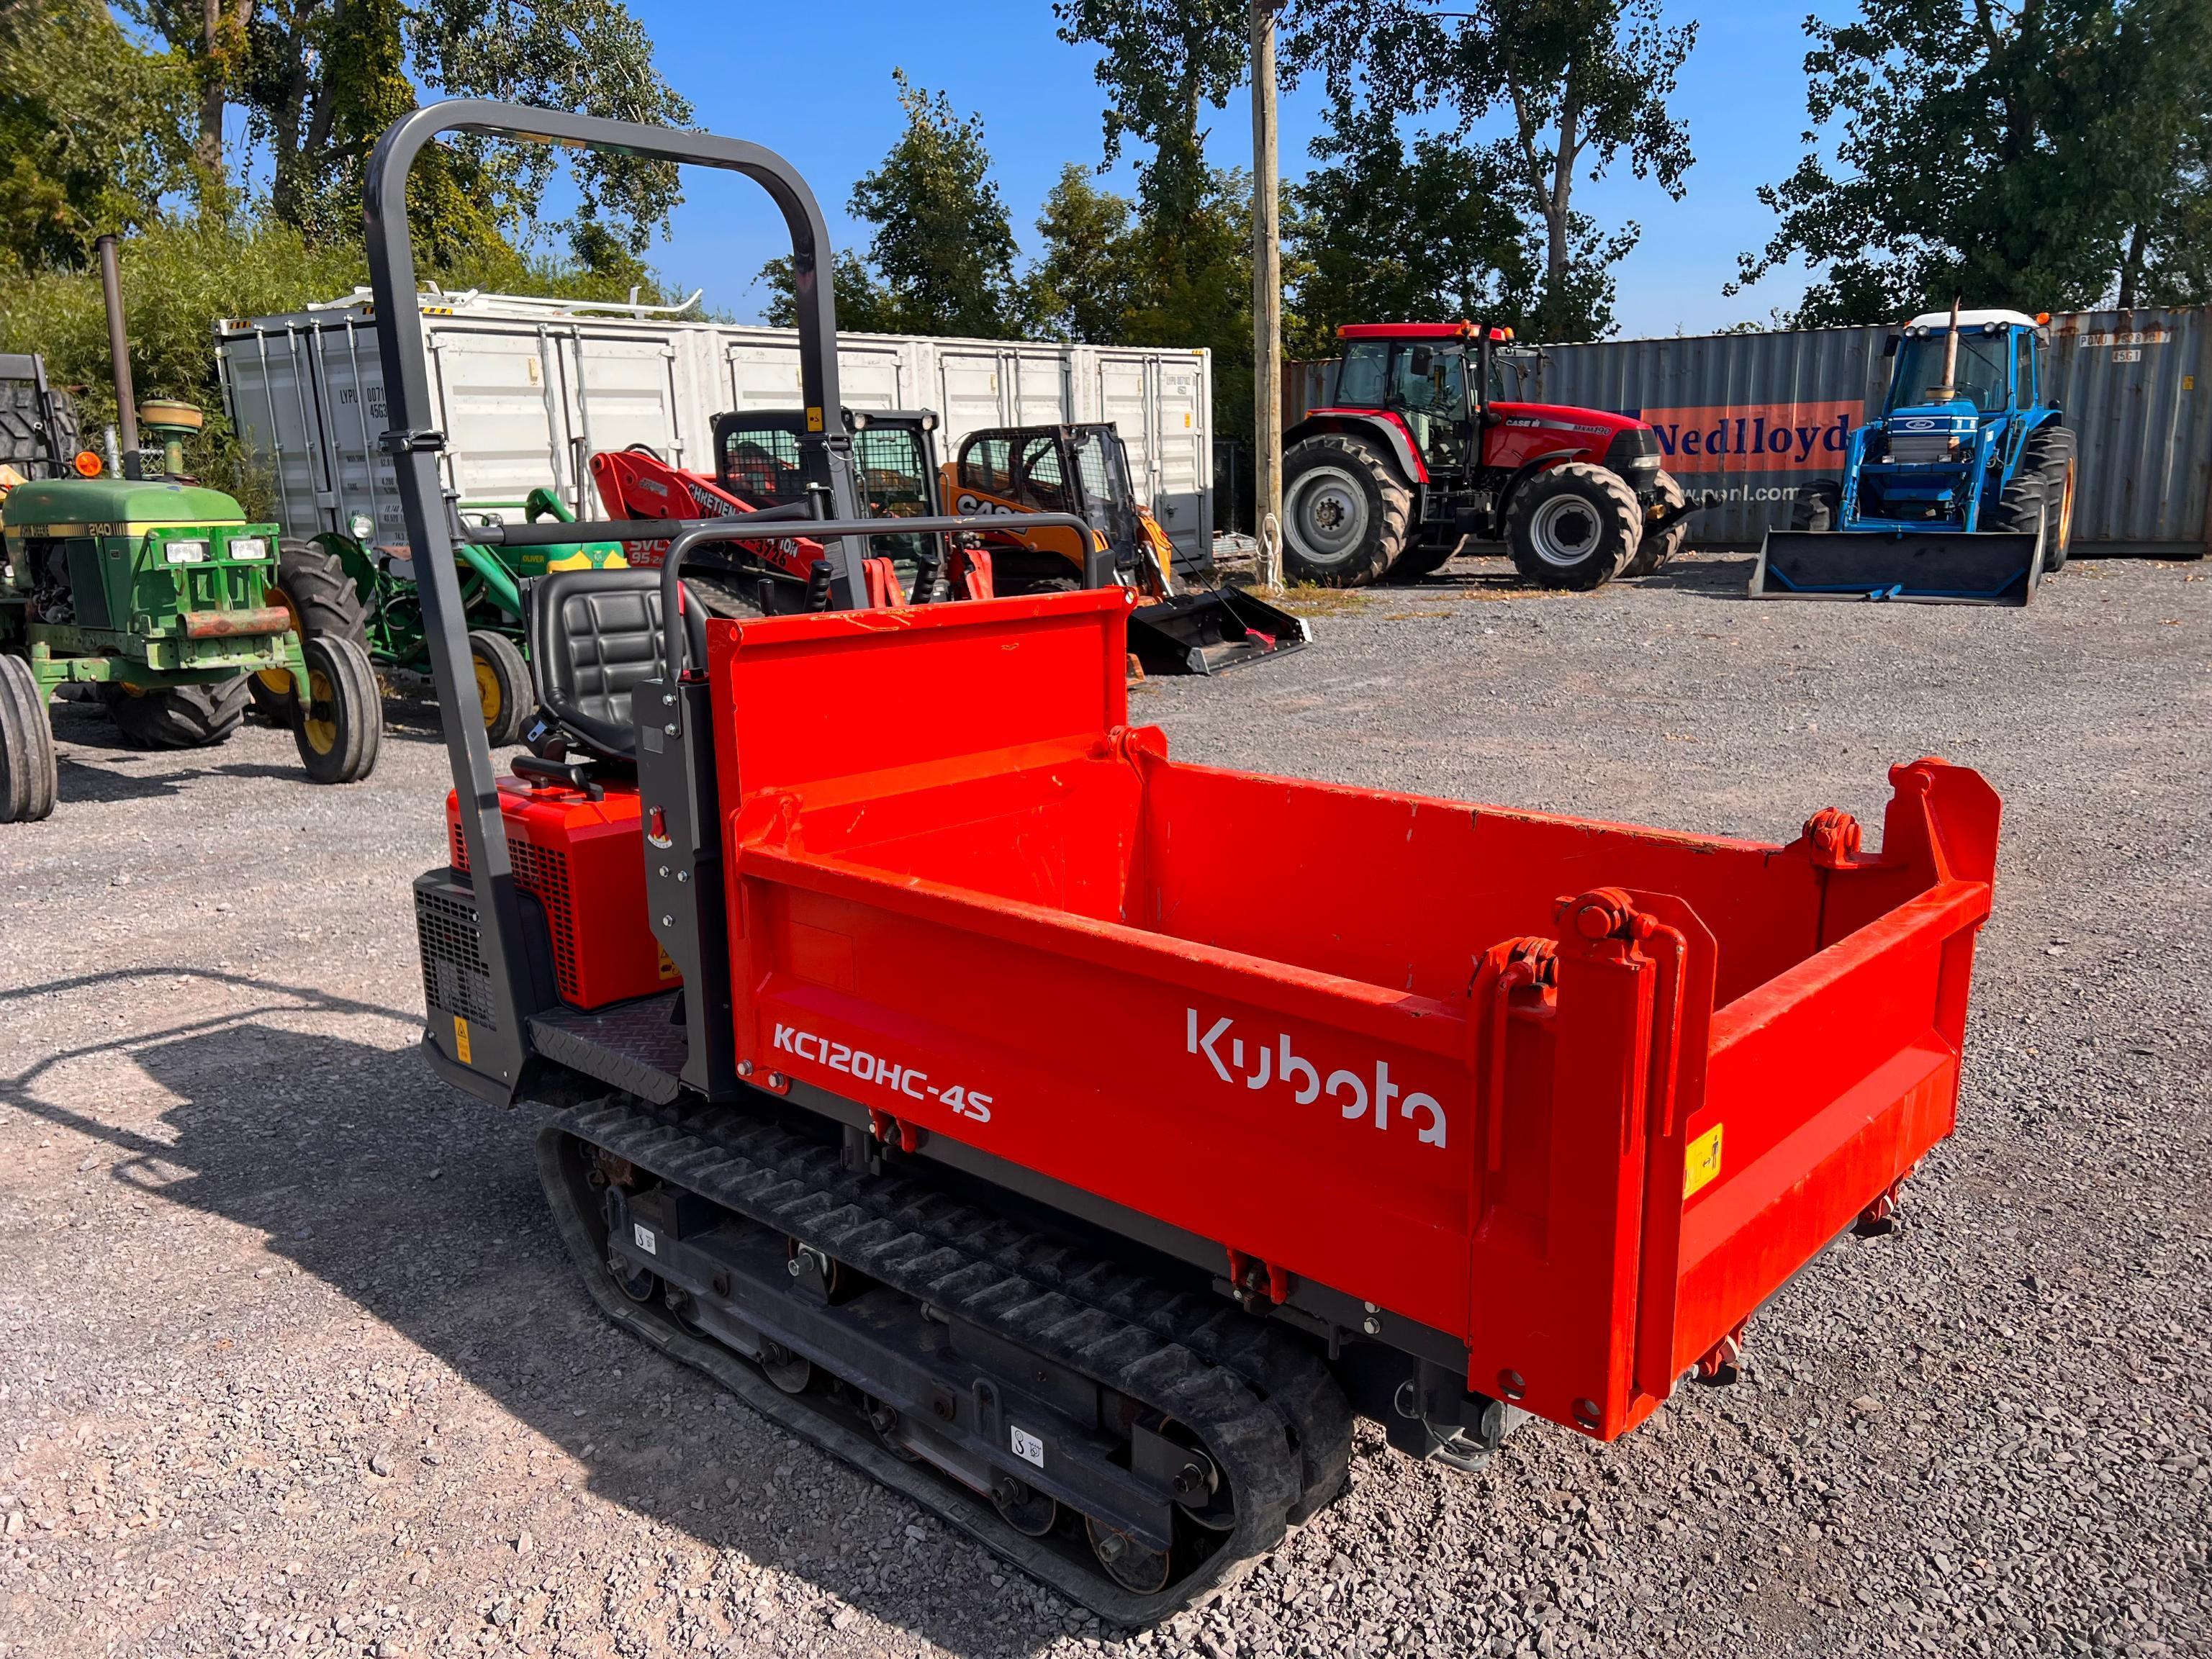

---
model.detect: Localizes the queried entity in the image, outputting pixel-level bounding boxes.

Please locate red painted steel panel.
[695,592,2000,1443]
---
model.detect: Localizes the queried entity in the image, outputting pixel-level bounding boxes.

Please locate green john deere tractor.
[245,486,629,749]
[0,470,382,822]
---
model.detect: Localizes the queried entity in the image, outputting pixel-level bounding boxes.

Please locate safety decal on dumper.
[1684,1124,1725,1198]
[1186,1008,1447,1149]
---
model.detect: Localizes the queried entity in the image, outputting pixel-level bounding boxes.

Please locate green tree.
[1025,165,1135,343]
[1736,0,2212,322]
[127,0,693,271]
[759,71,1021,339]
[1052,1,1259,431]
[1285,101,1537,356]
[0,0,191,268]
[1296,0,1697,341]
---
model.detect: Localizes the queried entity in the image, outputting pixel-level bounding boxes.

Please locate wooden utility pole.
[1250,0,1283,588]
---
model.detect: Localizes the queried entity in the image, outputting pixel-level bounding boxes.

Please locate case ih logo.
[1638,399,1863,471]
[1186,1009,1448,1149]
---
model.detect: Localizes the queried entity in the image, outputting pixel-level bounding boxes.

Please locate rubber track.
[540,1096,1352,1624]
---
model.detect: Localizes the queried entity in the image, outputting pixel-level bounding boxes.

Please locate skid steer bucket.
[1127,584,1312,675]
[1750,528,2045,606]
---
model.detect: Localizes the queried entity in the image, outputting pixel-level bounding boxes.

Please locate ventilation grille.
[415,885,495,1027]
[513,840,578,999]
[446,821,579,1001]
[1887,433,1955,466]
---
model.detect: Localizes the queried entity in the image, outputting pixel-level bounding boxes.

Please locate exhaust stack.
[95,235,140,480]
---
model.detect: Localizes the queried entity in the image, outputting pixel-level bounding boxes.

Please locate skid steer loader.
[944,423,1309,674]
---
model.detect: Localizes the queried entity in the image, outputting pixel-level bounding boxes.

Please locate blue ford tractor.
[1752,304,2077,605]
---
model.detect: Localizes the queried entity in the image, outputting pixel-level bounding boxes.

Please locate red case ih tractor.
[1283,322,1702,589]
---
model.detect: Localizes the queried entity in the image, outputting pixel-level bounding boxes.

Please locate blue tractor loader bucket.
[1749,528,2046,607]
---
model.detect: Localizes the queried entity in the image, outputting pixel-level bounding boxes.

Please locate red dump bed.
[703,589,1999,1441]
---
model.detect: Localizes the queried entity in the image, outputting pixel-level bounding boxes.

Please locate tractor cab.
[713,407,944,586]
[1331,324,1524,482]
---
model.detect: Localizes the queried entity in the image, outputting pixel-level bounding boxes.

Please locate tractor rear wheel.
[101,677,248,749]
[1621,471,1689,578]
[2025,425,2077,572]
[250,538,371,723]
[292,636,381,784]
[1281,433,1412,587]
[1505,463,1643,590]
[1789,479,1843,531]
[468,630,534,747]
[0,654,58,823]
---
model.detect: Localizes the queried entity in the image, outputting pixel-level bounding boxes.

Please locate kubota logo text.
[1186,1009,1446,1148]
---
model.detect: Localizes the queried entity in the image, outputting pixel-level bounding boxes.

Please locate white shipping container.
[216,291,1217,565]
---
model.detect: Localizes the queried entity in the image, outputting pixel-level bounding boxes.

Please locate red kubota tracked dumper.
[377,104,2003,1622]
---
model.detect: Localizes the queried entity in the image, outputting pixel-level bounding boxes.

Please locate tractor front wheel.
[1985,469,2050,541]
[292,636,381,784]
[1281,433,1413,587]
[1505,463,1643,590]
[0,654,58,823]
[250,538,371,723]
[468,630,535,747]
[2023,425,2077,573]
[101,677,248,749]
[1621,471,1690,578]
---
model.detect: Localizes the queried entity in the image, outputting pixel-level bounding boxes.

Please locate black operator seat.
[523,568,710,767]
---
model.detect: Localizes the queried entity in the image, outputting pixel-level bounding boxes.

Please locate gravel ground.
[2,546,2207,1659]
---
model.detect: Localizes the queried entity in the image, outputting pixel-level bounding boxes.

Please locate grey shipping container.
[1283,309,2212,554]
[215,291,1216,568]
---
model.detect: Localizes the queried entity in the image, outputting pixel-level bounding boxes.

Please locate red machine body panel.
[1482,401,1651,471]
[448,778,677,1009]
[700,590,1999,1442]
[590,447,823,577]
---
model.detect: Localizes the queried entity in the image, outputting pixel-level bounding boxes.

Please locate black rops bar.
[467,501,817,547]
[654,512,1101,686]
[363,99,862,1098]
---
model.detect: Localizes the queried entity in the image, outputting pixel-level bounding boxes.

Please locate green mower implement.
[1,474,382,820]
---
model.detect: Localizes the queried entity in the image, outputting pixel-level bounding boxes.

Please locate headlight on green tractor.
[228,535,270,561]
[164,538,209,565]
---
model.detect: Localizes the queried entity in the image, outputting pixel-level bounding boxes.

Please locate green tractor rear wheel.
[468,630,535,747]
[0,654,58,823]
[250,538,371,723]
[100,677,248,749]
[292,636,381,785]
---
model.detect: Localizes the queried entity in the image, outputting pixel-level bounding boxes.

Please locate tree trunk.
[1542,71,1584,334]
[2117,219,2148,311]
[192,0,258,184]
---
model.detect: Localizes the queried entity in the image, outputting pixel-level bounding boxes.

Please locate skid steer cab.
[1754,306,2075,606]
[944,422,1310,674]
[1283,322,1704,589]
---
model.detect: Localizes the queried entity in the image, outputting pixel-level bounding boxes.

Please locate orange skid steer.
[944,422,1311,675]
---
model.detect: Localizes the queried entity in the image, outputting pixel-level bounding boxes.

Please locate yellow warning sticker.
[656,944,680,982]
[805,406,823,433]
[1683,1124,1724,1198]
[453,1015,472,1065]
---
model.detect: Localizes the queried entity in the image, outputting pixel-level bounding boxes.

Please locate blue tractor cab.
[1752,304,2077,605]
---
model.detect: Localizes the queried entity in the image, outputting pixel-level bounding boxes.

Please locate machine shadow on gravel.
[0,967,1049,1656]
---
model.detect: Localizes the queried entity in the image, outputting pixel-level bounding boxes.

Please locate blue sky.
[623,0,1838,341]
